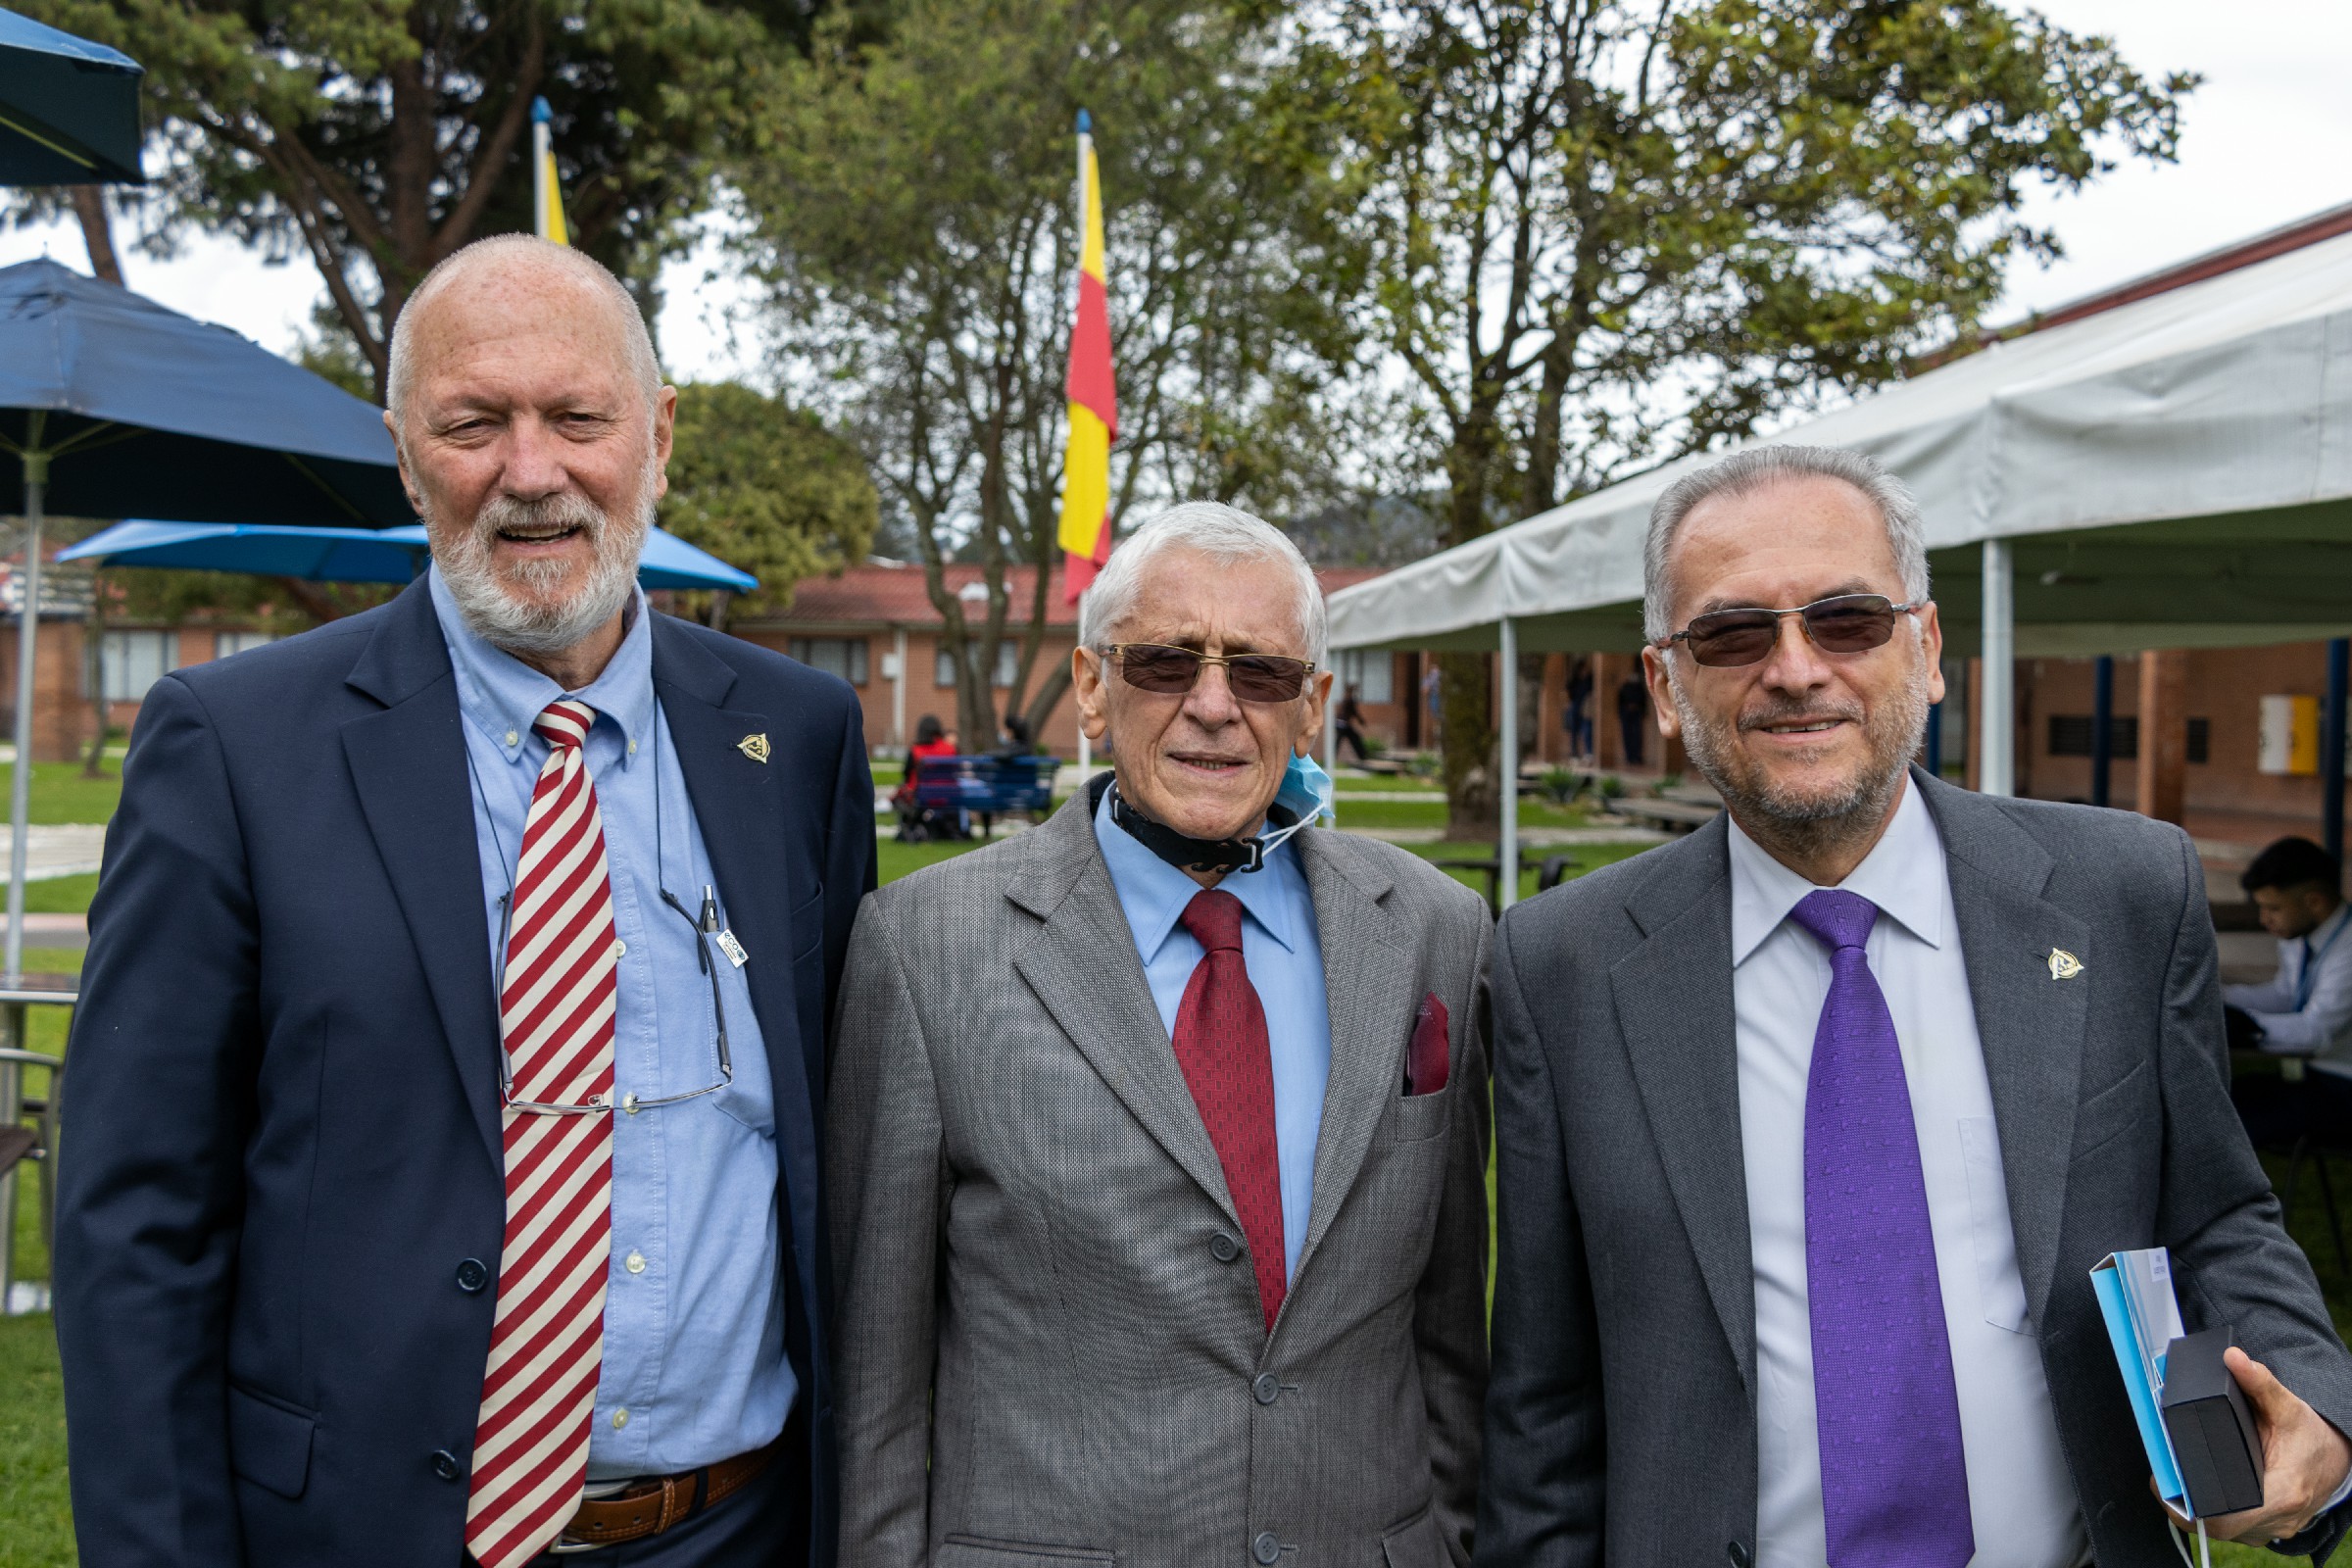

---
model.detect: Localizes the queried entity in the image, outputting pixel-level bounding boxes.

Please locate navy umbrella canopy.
[0,6,141,185]
[0,258,410,523]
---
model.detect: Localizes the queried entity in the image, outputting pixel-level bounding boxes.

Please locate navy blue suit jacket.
[54,580,874,1566]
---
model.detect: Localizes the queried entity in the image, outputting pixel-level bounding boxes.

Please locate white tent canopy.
[1325,223,2352,900]
[1328,225,2352,660]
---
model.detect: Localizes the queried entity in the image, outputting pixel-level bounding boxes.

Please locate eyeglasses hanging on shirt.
[468,701,749,1117]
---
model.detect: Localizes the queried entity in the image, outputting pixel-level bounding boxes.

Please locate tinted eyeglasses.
[1104,642,1317,703]
[1654,593,1927,668]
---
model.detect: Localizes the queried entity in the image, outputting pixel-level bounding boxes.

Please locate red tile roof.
[754,560,1389,629]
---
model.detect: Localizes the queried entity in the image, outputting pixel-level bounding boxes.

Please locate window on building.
[215,631,279,661]
[936,641,1021,688]
[2047,714,2139,759]
[100,630,180,702]
[1336,649,1394,705]
[789,637,869,685]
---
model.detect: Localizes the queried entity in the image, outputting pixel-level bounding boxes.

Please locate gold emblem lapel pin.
[2047,949,2084,980]
[737,733,771,764]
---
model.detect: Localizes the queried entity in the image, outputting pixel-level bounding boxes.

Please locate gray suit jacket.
[1477,769,2352,1568]
[830,790,1492,1568]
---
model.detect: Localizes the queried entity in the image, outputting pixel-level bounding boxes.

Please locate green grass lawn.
[0,765,121,829]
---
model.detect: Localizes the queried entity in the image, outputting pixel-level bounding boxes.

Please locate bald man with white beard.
[55,236,874,1568]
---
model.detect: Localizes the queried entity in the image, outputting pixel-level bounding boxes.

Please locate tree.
[661,381,880,626]
[734,0,1361,749]
[1295,0,2192,834]
[8,0,819,394]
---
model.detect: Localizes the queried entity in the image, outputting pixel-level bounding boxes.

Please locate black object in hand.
[2225,1004,2266,1054]
[2160,1328,2265,1518]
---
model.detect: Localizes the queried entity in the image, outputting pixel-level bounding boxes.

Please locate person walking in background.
[1479,446,2352,1568]
[54,235,874,1568]
[1336,680,1371,762]
[830,503,1491,1567]
[2228,836,2352,1145]
[1615,668,1648,767]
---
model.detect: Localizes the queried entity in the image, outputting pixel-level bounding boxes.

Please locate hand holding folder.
[2092,1249,2352,1547]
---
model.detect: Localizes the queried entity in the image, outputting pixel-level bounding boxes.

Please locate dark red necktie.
[1173,890,1287,1330]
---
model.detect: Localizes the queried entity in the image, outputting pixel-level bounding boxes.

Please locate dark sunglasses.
[1654,593,1926,668]
[1104,642,1317,703]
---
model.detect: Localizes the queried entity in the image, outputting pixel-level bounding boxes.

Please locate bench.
[897,755,1059,841]
[1609,797,1722,834]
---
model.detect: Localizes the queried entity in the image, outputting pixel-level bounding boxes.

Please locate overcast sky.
[4,0,2345,384]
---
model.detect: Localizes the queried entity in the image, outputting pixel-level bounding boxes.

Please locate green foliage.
[1286,0,2192,832]
[732,0,1366,745]
[661,382,878,616]
[6,0,818,391]
[1538,765,1584,806]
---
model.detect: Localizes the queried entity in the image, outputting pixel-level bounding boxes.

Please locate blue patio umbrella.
[0,7,142,185]
[63,519,761,594]
[0,258,408,978]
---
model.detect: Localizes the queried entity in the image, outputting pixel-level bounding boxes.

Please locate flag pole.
[1073,109,1093,783]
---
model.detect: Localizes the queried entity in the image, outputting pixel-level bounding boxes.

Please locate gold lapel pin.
[2047,949,2084,981]
[737,733,771,764]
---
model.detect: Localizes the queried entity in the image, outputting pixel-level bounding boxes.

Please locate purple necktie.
[1790,889,1974,1568]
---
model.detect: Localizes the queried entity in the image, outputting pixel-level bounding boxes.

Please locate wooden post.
[2135,649,2188,824]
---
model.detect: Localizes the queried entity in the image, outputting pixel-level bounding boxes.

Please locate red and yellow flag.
[1057,111,1116,603]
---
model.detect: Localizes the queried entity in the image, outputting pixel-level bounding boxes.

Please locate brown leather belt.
[556,1437,780,1549]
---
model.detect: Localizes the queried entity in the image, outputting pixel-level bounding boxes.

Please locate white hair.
[384,234,661,424]
[1642,445,1930,642]
[1079,502,1327,665]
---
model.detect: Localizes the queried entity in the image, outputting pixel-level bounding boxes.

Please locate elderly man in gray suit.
[1478,446,2352,1568]
[831,502,1491,1568]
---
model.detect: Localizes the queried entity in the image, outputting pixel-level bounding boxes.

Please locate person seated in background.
[909,712,957,760]
[2230,835,2352,1144]
[989,712,1034,760]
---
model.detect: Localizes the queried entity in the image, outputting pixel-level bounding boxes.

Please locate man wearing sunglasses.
[1479,446,2352,1567]
[830,503,1492,1566]
[56,237,874,1568]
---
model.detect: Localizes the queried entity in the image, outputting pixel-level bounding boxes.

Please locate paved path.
[0,824,105,882]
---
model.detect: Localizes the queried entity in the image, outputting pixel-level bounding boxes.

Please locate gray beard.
[431,489,648,659]
[1668,650,1932,870]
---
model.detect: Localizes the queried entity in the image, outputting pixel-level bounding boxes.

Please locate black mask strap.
[1090,771,1294,877]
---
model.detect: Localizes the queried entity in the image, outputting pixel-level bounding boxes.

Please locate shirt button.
[1251,1372,1281,1405]
[612,1407,629,1430]
[624,1250,646,1275]
[431,1448,462,1482]
[1209,1232,1241,1264]
[1252,1531,1282,1565]
[455,1257,488,1294]
[612,939,626,957]
[627,738,638,756]
[503,728,518,747]
[622,1092,641,1115]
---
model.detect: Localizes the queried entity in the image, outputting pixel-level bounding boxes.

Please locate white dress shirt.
[1731,782,2085,1568]
[2226,903,2352,1078]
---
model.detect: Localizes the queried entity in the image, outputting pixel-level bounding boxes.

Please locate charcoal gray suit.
[829,790,1491,1567]
[1477,768,2352,1568]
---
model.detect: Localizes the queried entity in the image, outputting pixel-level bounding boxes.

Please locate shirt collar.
[1727,776,1946,965]
[1091,780,1301,961]
[428,564,654,766]
[2303,903,2352,955]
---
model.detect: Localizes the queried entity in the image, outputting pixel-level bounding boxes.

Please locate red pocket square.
[1406,992,1450,1097]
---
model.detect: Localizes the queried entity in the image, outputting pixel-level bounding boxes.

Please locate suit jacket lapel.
[1612,815,1759,1393]
[1292,829,1416,1285]
[1918,772,2088,1324]
[1009,798,1244,1230]
[340,581,502,1165]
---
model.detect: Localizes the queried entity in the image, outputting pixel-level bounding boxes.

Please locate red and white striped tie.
[465,699,618,1568]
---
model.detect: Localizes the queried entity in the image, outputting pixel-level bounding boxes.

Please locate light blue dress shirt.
[1092,784,1330,1279]
[429,568,790,1480]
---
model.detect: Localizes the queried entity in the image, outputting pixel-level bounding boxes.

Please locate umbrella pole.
[7,437,43,986]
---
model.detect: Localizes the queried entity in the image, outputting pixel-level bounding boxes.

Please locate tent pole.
[2090,655,2114,808]
[1980,540,2014,798]
[2325,638,2348,872]
[7,433,44,986]
[1498,617,1518,911]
